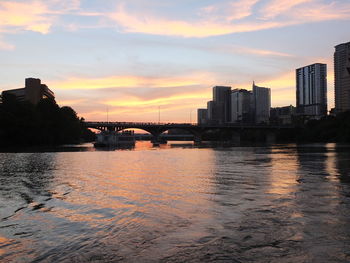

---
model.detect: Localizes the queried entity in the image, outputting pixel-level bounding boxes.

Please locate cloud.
[222,45,294,57]
[50,73,217,90]
[109,1,350,38]
[0,1,53,34]
[260,0,314,19]
[110,7,234,38]
[228,0,260,20]
[103,90,210,108]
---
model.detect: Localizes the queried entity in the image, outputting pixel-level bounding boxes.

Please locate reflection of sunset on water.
[266,146,299,195]
[1,143,350,262]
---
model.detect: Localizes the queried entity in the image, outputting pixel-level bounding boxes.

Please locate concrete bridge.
[84,121,295,143]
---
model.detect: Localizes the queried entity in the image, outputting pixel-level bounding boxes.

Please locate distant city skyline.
[0,0,349,122]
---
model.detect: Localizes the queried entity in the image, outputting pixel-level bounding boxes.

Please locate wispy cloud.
[0,1,53,34]
[103,91,209,108]
[228,0,260,20]
[109,1,350,38]
[222,45,294,57]
[50,73,217,90]
[260,0,313,19]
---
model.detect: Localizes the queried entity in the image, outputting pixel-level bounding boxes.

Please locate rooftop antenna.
[107,106,109,123]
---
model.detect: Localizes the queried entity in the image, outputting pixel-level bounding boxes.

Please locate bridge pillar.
[150,131,165,144]
[230,131,241,145]
[194,135,202,143]
[190,129,203,143]
[265,131,276,144]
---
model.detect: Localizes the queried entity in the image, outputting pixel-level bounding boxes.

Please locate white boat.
[94,130,135,147]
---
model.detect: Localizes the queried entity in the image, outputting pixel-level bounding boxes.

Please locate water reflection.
[335,145,350,184]
[1,144,350,262]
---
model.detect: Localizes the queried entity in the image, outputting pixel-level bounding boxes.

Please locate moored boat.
[94,130,135,147]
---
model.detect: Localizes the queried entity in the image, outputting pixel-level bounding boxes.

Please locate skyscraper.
[207,101,219,124]
[197,108,208,125]
[252,82,271,123]
[231,89,252,123]
[334,41,350,113]
[296,63,327,118]
[213,86,231,124]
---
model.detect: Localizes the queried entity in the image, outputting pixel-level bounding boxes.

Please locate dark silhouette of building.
[1,78,54,105]
[213,86,231,124]
[197,108,208,125]
[231,89,252,123]
[207,100,219,124]
[334,41,350,113]
[270,105,296,125]
[296,63,327,119]
[252,82,271,123]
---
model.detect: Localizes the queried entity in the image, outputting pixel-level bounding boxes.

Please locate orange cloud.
[230,46,293,57]
[103,91,210,108]
[0,1,52,34]
[50,73,216,90]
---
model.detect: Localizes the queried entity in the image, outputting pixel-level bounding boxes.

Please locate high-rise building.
[231,89,252,123]
[207,101,219,124]
[197,109,208,125]
[213,86,231,123]
[2,78,55,105]
[252,82,271,123]
[296,63,327,118]
[334,41,350,113]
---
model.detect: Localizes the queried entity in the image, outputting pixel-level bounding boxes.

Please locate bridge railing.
[84,121,294,129]
[84,121,197,126]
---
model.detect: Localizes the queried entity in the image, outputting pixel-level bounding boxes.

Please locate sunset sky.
[0,0,349,122]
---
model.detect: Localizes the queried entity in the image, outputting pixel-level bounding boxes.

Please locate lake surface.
[1,142,350,262]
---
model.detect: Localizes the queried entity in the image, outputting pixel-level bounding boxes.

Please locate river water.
[0,142,350,262]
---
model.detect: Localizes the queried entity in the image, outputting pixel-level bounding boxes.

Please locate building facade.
[231,89,252,123]
[207,101,219,124]
[296,63,327,118]
[270,105,296,125]
[197,108,208,125]
[334,41,350,113]
[2,78,55,105]
[213,86,231,124]
[252,82,271,123]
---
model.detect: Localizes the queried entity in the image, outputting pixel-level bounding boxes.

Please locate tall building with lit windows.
[334,41,350,113]
[296,63,327,118]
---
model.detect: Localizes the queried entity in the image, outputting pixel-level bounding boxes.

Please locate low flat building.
[270,105,296,125]
[2,78,54,105]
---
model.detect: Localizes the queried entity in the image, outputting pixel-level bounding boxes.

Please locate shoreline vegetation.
[0,95,94,147]
[296,112,350,143]
[0,94,349,147]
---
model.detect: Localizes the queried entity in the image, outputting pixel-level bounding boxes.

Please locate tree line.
[0,93,95,146]
[296,112,350,143]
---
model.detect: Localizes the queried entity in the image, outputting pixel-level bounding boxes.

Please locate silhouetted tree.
[0,97,94,146]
